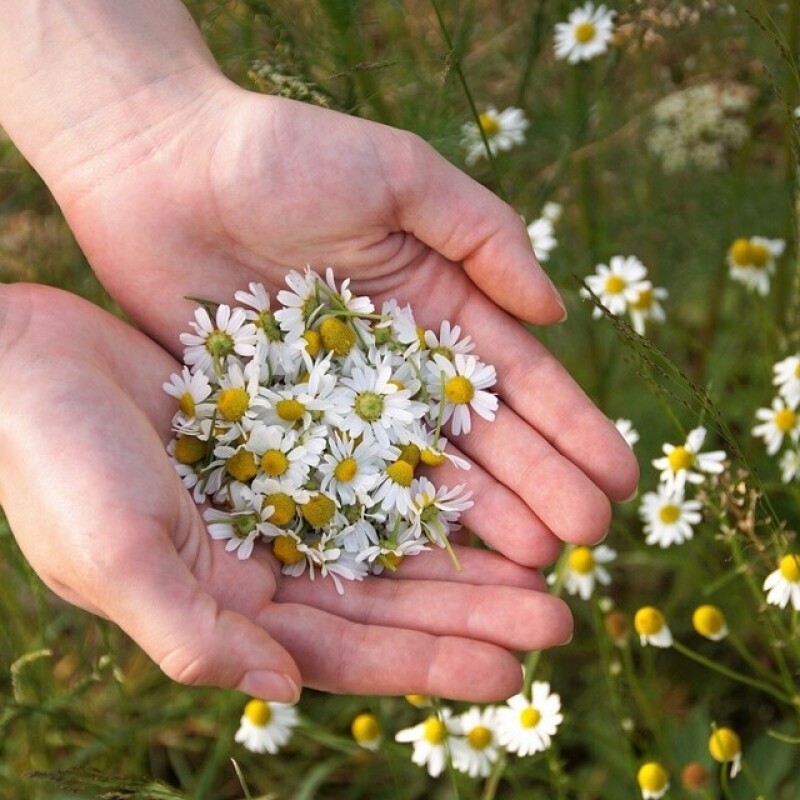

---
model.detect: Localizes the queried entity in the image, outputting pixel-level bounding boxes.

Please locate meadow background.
[2,0,800,797]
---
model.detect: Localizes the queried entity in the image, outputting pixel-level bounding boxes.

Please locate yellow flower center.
[568,546,595,574]
[709,728,741,763]
[604,274,626,294]
[420,448,447,467]
[667,445,695,472]
[637,762,668,793]
[389,378,406,391]
[730,238,771,269]
[519,707,541,729]
[416,327,427,349]
[658,503,680,524]
[749,242,771,268]
[302,329,321,357]
[467,725,492,750]
[422,717,447,744]
[276,398,306,422]
[178,391,196,417]
[795,363,800,379]
[354,391,384,422]
[174,435,206,465]
[244,699,272,727]
[301,494,336,528]
[386,459,414,487]
[430,345,455,361]
[629,288,653,311]
[574,21,597,43]
[405,694,429,708]
[634,606,666,636]
[272,534,304,565]
[217,387,249,421]
[205,329,234,358]
[775,407,797,433]
[334,457,358,483]
[320,316,356,356]
[265,493,296,527]
[779,554,800,582]
[478,112,500,137]
[729,238,752,266]
[378,552,404,571]
[445,375,475,405]
[351,713,381,745]
[261,449,289,477]
[398,443,422,468]
[692,605,726,638]
[226,449,259,482]
[257,310,282,342]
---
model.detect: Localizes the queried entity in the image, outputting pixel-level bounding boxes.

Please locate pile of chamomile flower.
[163,268,498,592]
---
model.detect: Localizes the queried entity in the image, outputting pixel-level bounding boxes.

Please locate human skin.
[0,1,638,702]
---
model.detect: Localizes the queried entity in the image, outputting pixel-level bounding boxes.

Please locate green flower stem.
[726,630,787,686]
[480,753,507,800]
[740,757,768,798]
[719,762,735,800]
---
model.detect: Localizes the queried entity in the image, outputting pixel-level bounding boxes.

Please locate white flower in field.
[234,698,298,754]
[495,682,563,756]
[627,282,668,336]
[709,727,742,779]
[542,201,563,222]
[427,353,498,436]
[634,606,673,648]
[692,604,728,641]
[780,448,800,483]
[162,366,212,421]
[180,304,258,377]
[763,554,800,610]
[639,486,703,548]
[773,353,800,409]
[553,2,615,64]
[350,712,382,751]
[450,706,501,778]
[637,762,670,799]
[752,397,800,456]
[652,426,726,494]
[552,544,616,600]
[527,215,558,262]
[582,255,650,317]
[614,418,639,449]
[462,106,529,166]
[727,236,785,296]
[395,710,455,777]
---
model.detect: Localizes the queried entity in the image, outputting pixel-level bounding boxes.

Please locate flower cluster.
[582,254,668,336]
[727,235,785,296]
[646,82,753,173]
[164,268,497,592]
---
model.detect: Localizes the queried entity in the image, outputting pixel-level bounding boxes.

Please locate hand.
[0,284,574,702]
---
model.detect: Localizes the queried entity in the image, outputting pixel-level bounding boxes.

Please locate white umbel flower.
[427,353,498,436]
[763,554,800,610]
[234,698,298,754]
[753,397,800,456]
[462,106,529,166]
[554,2,615,64]
[639,487,703,548]
[652,426,726,494]
[582,255,650,317]
[495,682,563,756]
[774,354,800,409]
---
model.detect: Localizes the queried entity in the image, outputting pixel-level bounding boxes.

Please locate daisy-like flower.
[350,712,382,751]
[526,214,558,263]
[180,304,258,377]
[637,762,670,800]
[495,682,563,756]
[553,2,616,64]
[780,448,800,483]
[727,236,785,296]
[752,396,799,455]
[395,709,455,778]
[162,367,212,423]
[581,255,650,318]
[356,520,431,572]
[234,698,298,754]
[542,201,563,223]
[773,353,800,408]
[692,604,728,641]
[427,353,498,436]
[245,423,320,490]
[614,418,639,449]
[652,426,726,494]
[553,544,616,600]
[709,727,742,778]
[423,320,475,360]
[461,106,529,167]
[318,433,388,505]
[450,706,501,778]
[763,554,800,610]
[274,267,324,343]
[639,486,703,548]
[634,606,673,648]
[203,500,279,560]
[627,283,668,336]
[372,457,417,515]
[408,477,473,544]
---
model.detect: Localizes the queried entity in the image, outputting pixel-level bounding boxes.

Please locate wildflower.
[461,106,529,166]
[637,762,669,799]
[753,396,799,455]
[614,418,639,449]
[162,366,212,421]
[582,255,649,317]
[395,710,454,777]
[773,353,800,408]
[351,712,382,751]
[180,304,258,378]
[408,477,473,544]
[542,201,563,222]
[709,727,742,778]
[450,706,501,778]
[553,2,616,64]
[639,486,703,548]
[526,214,558,262]
[427,353,498,436]
[234,698,298,754]
[727,236,785,296]
[780,448,800,483]
[634,606,673,648]
[553,544,616,600]
[628,283,668,336]
[423,320,475,359]
[763,554,800,610]
[652,426,726,494]
[692,604,728,641]
[495,681,563,756]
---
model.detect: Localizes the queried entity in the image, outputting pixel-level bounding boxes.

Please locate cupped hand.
[0,284,575,702]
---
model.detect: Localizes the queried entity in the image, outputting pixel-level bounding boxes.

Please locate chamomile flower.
[614,418,640,449]
[637,762,670,800]
[351,712,382,751]
[639,486,703,548]
[554,3,616,64]
[628,283,668,336]
[275,267,324,343]
[495,682,563,756]
[234,698,298,754]
[162,367,212,423]
[763,554,800,610]
[709,727,742,778]
[203,501,278,560]
[752,397,800,455]
[692,604,728,641]
[427,353,498,436]
[542,201,563,223]
[582,255,650,317]
[395,710,455,778]
[634,606,673,648]
[727,236,785,296]
[462,106,529,167]
[408,477,474,545]
[780,448,800,483]
[318,433,388,505]
[245,424,319,489]
[526,215,558,262]
[554,544,616,600]
[450,706,501,778]
[652,426,726,494]
[423,320,475,359]
[180,304,258,378]
[774,353,800,408]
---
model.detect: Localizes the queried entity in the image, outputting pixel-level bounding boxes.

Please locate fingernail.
[620,486,639,504]
[546,275,568,322]
[240,671,302,704]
